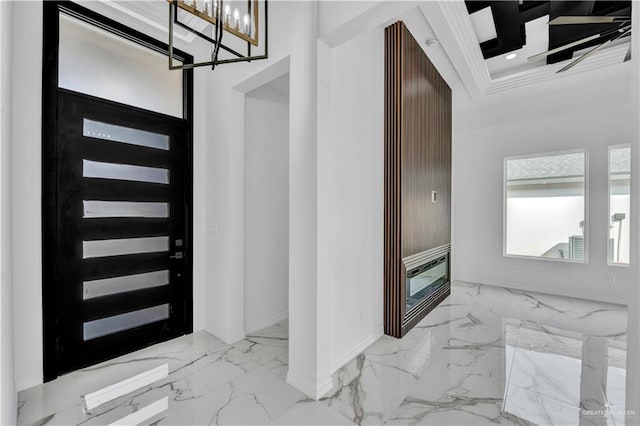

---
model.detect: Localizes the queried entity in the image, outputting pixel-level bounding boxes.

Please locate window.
[504,150,587,261]
[608,145,630,265]
[58,13,183,117]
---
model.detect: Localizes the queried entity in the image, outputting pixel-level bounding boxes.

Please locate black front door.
[52,89,191,375]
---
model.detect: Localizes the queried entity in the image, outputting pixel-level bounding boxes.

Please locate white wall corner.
[232,55,290,94]
[286,370,334,401]
[227,86,246,346]
[319,1,414,49]
[239,59,291,337]
[286,0,324,410]
[330,333,379,375]
[206,322,245,346]
[244,310,288,335]
[317,21,383,384]
[190,67,209,333]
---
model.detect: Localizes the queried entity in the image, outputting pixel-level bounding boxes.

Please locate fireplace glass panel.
[406,255,449,312]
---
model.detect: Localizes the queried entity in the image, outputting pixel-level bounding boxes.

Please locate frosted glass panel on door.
[83,304,170,341]
[83,237,169,258]
[83,120,169,151]
[59,13,182,117]
[83,160,169,184]
[83,270,169,299]
[83,201,169,218]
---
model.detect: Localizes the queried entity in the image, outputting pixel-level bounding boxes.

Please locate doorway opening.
[42,2,194,381]
[243,73,290,370]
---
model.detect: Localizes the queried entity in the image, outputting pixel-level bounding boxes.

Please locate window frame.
[607,143,631,267]
[502,148,590,263]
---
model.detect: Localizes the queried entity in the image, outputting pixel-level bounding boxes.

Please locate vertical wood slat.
[384,22,403,338]
[384,21,452,338]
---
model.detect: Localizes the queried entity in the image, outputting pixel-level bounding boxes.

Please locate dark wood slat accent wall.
[401,24,452,256]
[384,22,401,338]
[384,22,452,338]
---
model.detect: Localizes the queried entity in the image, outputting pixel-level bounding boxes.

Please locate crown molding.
[486,44,629,94]
[436,0,491,94]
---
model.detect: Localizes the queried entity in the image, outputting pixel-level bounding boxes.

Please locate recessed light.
[426,39,439,47]
[506,53,517,60]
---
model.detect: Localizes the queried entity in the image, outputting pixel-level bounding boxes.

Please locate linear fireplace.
[406,254,448,312]
[402,246,451,330]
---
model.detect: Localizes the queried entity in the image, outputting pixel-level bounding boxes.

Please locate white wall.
[244,77,290,333]
[191,69,209,339]
[199,1,329,397]
[12,1,43,392]
[318,1,379,37]
[452,65,634,304]
[0,1,16,423]
[318,26,384,372]
[626,2,640,422]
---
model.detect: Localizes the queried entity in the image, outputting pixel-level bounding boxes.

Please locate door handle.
[170,252,183,259]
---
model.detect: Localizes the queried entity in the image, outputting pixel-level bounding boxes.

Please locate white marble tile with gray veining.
[317,301,471,425]
[18,282,628,426]
[387,282,627,426]
[17,325,291,426]
[163,367,304,426]
[18,331,230,425]
[233,320,289,379]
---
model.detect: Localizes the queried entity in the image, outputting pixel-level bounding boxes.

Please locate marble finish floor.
[18,282,627,425]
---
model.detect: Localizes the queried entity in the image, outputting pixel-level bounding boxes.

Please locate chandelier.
[167,0,268,70]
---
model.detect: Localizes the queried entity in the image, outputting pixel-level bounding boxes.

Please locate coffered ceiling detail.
[422,1,632,97]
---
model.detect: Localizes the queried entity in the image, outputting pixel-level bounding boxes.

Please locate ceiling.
[409,1,632,98]
[78,1,632,99]
[464,1,631,79]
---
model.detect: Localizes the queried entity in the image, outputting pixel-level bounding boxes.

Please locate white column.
[11,1,43,391]
[627,2,640,424]
[0,1,15,423]
[286,0,332,399]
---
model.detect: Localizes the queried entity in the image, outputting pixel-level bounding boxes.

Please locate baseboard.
[205,323,245,345]
[244,310,289,334]
[453,278,628,306]
[286,370,334,400]
[330,332,380,375]
[227,328,246,344]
